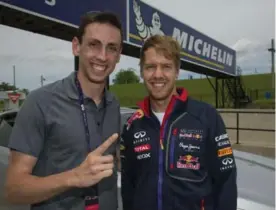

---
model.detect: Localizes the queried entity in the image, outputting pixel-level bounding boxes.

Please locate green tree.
[0,82,29,95]
[113,68,140,84]
[0,82,16,91]
[21,88,29,95]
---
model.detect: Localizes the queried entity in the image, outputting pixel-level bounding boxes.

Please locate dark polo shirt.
[8,72,121,210]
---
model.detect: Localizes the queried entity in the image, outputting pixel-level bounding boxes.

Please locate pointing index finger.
[93,133,119,155]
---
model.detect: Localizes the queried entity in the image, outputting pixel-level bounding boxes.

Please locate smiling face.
[72,22,122,84]
[141,47,179,100]
[140,35,181,101]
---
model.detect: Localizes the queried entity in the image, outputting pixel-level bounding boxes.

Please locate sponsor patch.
[137,153,151,160]
[180,129,203,134]
[220,157,235,171]
[179,155,199,163]
[178,129,203,141]
[134,131,146,138]
[133,137,150,144]
[172,128,178,136]
[215,133,229,142]
[119,137,125,151]
[217,140,231,147]
[133,131,150,144]
[179,133,202,140]
[120,144,125,151]
[177,162,200,170]
[218,147,233,157]
[177,155,200,170]
[126,109,144,130]
[134,144,151,153]
[179,142,200,152]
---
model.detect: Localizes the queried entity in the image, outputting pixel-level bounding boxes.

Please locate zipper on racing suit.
[157,98,176,210]
[158,120,168,210]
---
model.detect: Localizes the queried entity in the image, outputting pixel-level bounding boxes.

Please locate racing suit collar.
[137,87,188,117]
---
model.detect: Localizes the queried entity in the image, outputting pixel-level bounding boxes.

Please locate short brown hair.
[140,35,181,69]
[76,11,123,45]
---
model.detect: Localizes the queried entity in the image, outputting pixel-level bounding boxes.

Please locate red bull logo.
[177,162,200,170]
[126,109,144,130]
[172,128,178,136]
[194,134,202,139]
[177,155,200,170]
[179,155,199,163]
[179,133,202,140]
[179,133,192,138]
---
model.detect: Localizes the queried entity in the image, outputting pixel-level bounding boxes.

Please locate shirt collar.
[64,71,114,104]
[137,88,188,117]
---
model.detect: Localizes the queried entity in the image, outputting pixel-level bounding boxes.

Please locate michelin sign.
[1,0,236,75]
[129,0,236,75]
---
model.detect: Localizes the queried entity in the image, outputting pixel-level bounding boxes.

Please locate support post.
[215,77,218,108]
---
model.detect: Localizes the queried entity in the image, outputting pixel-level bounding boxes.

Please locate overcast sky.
[0,0,275,91]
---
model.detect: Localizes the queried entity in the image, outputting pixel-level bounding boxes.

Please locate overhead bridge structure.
[0,0,251,108]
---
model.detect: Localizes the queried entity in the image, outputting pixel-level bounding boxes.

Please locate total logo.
[134,144,151,153]
[137,153,151,160]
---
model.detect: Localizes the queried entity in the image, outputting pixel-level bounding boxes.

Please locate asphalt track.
[0,148,275,210]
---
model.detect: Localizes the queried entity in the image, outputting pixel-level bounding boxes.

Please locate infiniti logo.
[134,131,146,139]
[222,158,233,165]
[45,0,56,6]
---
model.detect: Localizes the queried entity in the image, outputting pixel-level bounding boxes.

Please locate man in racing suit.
[120,35,237,210]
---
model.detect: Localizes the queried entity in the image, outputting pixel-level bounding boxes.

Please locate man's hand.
[69,133,119,188]
[4,133,119,205]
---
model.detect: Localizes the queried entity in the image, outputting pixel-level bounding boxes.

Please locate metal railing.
[126,107,275,145]
[218,110,275,144]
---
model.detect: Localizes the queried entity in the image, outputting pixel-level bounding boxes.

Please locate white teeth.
[93,64,106,71]
[153,83,165,87]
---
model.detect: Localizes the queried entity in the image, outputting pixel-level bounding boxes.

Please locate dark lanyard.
[75,72,92,152]
[75,72,111,202]
[74,72,108,153]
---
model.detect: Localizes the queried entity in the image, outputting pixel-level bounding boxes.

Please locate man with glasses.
[5,12,123,210]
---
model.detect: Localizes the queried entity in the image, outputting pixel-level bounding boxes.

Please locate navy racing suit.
[120,88,237,210]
